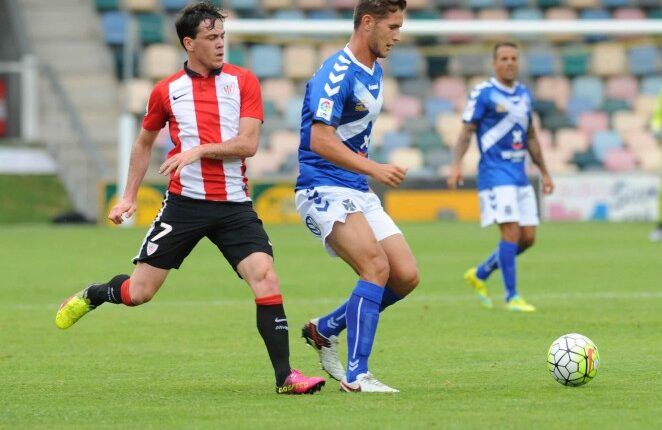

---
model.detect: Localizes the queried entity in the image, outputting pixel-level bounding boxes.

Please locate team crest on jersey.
[354,100,368,112]
[222,83,236,95]
[511,130,524,150]
[146,241,159,256]
[316,98,334,121]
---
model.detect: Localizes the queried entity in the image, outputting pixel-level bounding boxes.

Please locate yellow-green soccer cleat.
[55,289,94,329]
[506,295,536,312]
[463,267,493,308]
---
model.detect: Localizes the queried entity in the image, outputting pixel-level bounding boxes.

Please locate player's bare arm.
[526,124,554,195]
[447,122,476,189]
[159,117,261,177]
[108,128,160,225]
[310,122,406,188]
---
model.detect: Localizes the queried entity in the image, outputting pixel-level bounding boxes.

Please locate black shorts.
[133,193,273,275]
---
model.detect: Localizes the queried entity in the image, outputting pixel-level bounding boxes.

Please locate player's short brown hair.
[493,42,519,59]
[175,1,227,49]
[353,0,407,30]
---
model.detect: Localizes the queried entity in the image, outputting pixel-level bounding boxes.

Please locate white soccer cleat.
[340,372,399,393]
[301,318,345,381]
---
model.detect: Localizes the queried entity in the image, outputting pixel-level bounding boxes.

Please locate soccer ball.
[547,333,600,386]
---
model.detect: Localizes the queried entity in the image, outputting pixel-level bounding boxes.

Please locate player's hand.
[447,164,463,189]
[542,173,554,195]
[371,163,407,188]
[108,199,137,225]
[159,147,202,177]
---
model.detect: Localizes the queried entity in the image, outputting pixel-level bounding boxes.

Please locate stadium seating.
[91,0,660,178]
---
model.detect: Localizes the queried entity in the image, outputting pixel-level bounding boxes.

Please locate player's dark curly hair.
[175,1,227,49]
[353,0,407,30]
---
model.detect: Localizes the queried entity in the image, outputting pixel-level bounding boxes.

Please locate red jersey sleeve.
[142,83,168,131]
[239,70,264,122]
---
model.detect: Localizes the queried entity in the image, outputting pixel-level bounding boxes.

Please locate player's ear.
[362,14,375,31]
[183,36,194,52]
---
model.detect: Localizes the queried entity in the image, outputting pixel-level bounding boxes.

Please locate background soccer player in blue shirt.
[295,0,419,392]
[448,42,554,312]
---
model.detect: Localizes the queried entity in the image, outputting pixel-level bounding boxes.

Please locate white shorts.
[295,186,402,257]
[478,185,540,228]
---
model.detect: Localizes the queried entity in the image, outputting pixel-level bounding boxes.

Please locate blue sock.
[379,287,402,312]
[317,287,402,338]
[497,240,519,302]
[317,303,347,338]
[476,251,499,280]
[345,280,384,383]
[476,245,524,280]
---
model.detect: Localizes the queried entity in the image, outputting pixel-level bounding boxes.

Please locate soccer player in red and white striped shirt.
[55,2,325,395]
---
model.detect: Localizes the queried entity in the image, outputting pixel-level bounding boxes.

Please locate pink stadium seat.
[566,0,599,8]
[317,42,345,66]
[435,112,464,148]
[536,128,554,153]
[576,111,608,138]
[591,43,627,76]
[443,9,475,43]
[388,147,423,169]
[477,8,509,20]
[331,0,357,10]
[269,130,300,158]
[123,78,152,115]
[263,0,293,10]
[143,44,180,80]
[604,148,637,172]
[605,76,638,103]
[261,78,295,112]
[432,77,467,110]
[371,113,401,147]
[535,76,571,110]
[283,45,317,79]
[247,149,281,177]
[623,130,660,172]
[545,8,580,43]
[404,0,429,10]
[613,8,646,20]
[382,76,401,113]
[636,148,660,172]
[622,130,658,152]
[556,128,590,153]
[124,0,158,12]
[390,95,423,121]
[296,0,326,10]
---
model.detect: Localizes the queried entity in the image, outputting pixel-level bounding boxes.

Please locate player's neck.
[494,76,516,88]
[347,37,376,68]
[186,57,217,77]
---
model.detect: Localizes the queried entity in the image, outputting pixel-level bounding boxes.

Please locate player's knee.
[519,236,535,252]
[250,265,282,297]
[361,251,390,286]
[128,280,160,305]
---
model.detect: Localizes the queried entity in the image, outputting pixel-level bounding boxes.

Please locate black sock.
[256,303,291,386]
[84,274,130,307]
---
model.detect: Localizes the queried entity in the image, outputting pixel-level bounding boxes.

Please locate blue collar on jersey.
[183,61,222,78]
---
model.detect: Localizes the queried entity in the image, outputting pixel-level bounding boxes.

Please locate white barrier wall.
[543,173,659,222]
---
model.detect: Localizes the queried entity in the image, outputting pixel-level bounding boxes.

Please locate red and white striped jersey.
[143,63,263,201]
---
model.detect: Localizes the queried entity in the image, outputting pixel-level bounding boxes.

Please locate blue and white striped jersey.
[462,77,534,191]
[296,46,384,192]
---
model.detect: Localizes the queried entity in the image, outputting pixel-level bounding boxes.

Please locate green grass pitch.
[1,222,660,429]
